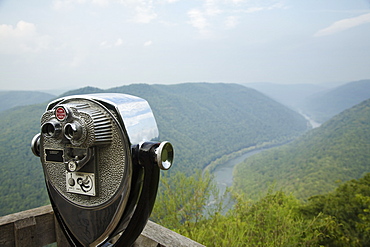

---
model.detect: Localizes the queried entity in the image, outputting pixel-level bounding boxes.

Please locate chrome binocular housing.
[31,93,174,246]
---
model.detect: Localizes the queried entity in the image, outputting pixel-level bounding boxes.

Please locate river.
[206,147,272,213]
[212,113,321,195]
[213,147,270,195]
[298,110,322,128]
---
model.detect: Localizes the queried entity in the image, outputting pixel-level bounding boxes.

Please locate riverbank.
[204,139,293,174]
[204,140,294,195]
[204,141,291,214]
[206,113,319,190]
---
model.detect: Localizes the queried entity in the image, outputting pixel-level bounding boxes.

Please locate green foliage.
[301,173,370,246]
[151,170,220,230]
[0,104,50,216]
[153,170,370,247]
[60,83,308,175]
[154,173,334,247]
[234,98,370,200]
[2,83,370,247]
[0,83,308,216]
[183,191,313,247]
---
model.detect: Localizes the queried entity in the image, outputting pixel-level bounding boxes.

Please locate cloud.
[131,2,157,23]
[144,40,152,46]
[187,9,209,31]
[187,0,287,36]
[229,0,245,3]
[52,0,87,10]
[224,16,239,29]
[115,38,123,46]
[314,12,370,37]
[100,38,124,48]
[204,0,222,16]
[0,21,51,54]
[186,0,225,35]
[100,40,110,48]
[53,0,112,8]
[237,1,286,13]
[92,0,109,6]
[242,7,264,13]
[53,0,158,23]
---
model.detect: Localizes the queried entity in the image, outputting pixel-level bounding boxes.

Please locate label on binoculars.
[45,149,64,163]
[66,172,96,196]
[55,107,67,121]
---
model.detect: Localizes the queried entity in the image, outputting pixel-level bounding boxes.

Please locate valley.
[0,82,308,216]
[234,97,370,200]
[213,147,269,195]
[0,80,370,246]
[211,106,321,197]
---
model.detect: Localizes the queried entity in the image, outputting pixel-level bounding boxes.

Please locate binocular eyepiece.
[31,93,174,246]
[41,119,62,138]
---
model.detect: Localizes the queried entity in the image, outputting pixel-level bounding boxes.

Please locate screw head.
[68,161,77,172]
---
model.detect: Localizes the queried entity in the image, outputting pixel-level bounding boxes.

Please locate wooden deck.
[0,205,205,247]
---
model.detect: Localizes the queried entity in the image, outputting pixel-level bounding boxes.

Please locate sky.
[0,0,370,91]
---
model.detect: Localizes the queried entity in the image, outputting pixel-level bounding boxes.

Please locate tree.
[151,170,221,231]
[181,190,332,246]
[301,173,370,246]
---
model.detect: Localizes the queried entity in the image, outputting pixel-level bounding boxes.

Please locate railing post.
[0,205,56,247]
[14,216,37,247]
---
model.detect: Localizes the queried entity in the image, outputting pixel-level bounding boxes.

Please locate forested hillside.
[234,98,370,200]
[2,83,370,246]
[153,171,370,246]
[0,83,308,216]
[0,91,54,112]
[64,83,308,175]
[0,104,50,216]
[299,79,370,123]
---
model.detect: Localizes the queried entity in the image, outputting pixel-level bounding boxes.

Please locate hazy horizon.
[1,0,370,91]
[0,80,354,96]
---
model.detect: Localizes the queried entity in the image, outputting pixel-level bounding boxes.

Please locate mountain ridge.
[0,82,309,216]
[234,97,370,200]
[0,91,55,112]
[299,79,370,123]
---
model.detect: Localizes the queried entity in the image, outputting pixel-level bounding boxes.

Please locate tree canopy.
[234,98,370,200]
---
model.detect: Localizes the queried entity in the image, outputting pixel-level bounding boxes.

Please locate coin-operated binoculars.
[31,93,174,247]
